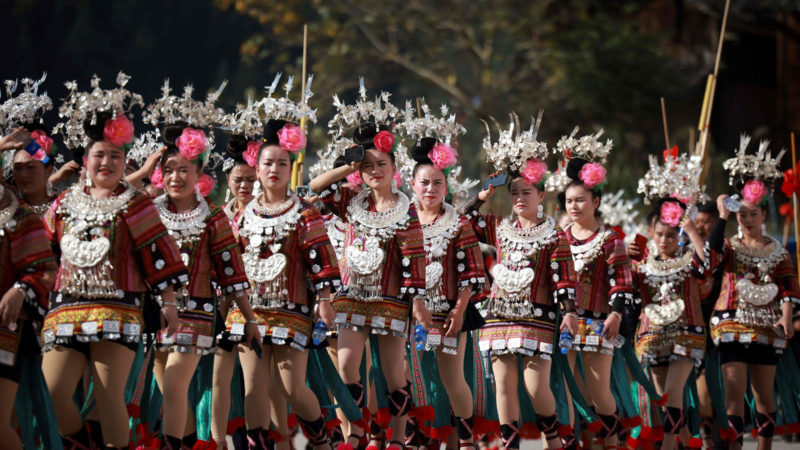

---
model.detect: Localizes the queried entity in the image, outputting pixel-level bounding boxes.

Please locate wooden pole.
[792,132,800,277]
[660,97,671,150]
[291,24,309,191]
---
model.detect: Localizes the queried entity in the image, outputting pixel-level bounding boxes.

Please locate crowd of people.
[0,71,797,450]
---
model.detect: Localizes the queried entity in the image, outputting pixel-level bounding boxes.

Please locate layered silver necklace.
[568,224,611,273]
[491,215,557,319]
[730,235,785,327]
[418,201,460,313]
[641,247,693,327]
[240,195,302,310]
[344,188,410,302]
[58,182,136,299]
[155,193,210,309]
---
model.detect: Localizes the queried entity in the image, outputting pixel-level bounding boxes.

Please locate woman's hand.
[778,302,796,339]
[443,308,464,337]
[0,286,25,327]
[0,127,31,151]
[602,311,622,340]
[560,312,578,335]
[142,146,167,176]
[318,299,336,328]
[49,161,81,185]
[412,297,432,330]
[244,321,261,346]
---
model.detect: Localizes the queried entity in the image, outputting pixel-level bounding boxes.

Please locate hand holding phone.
[483,173,508,190]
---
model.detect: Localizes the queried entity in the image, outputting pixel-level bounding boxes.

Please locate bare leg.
[722,362,748,450]
[273,346,330,449]
[337,327,369,446]
[89,341,136,447]
[378,333,411,446]
[239,344,274,430]
[211,346,237,447]
[656,360,694,450]
[491,354,519,425]
[522,356,561,449]
[269,372,291,450]
[0,379,22,450]
[581,352,618,447]
[42,346,89,437]
[751,364,778,450]
[566,351,594,446]
[326,337,348,439]
[695,370,715,448]
[161,352,202,438]
[437,335,474,445]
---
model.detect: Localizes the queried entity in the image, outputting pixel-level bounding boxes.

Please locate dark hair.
[696,200,719,216]
[352,122,395,163]
[225,133,251,172]
[646,209,659,227]
[84,111,114,153]
[410,137,437,178]
[256,119,294,163]
[158,122,202,170]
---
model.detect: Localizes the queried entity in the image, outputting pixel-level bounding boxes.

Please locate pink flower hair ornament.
[373,130,395,153]
[346,171,363,186]
[578,162,607,190]
[149,166,164,188]
[195,173,216,197]
[659,201,684,227]
[27,129,55,163]
[175,127,209,162]
[520,158,548,187]
[742,179,768,206]
[277,123,307,153]
[243,140,260,168]
[428,142,458,171]
[103,115,135,147]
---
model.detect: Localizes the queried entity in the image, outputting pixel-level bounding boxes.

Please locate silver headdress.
[221,97,264,140]
[599,190,640,232]
[260,73,316,124]
[53,72,144,149]
[1,73,52,134]
[126,129,162,166]
[396,101,465,144]
[328,77,400,139]
[722,134,785,186]
[545,160,570,193]
[142,79,227,129]
[554,126,613,164]
[637,152,707,206]
[445,165,481,209]
[482,111,548,173]
[308,138,355,180]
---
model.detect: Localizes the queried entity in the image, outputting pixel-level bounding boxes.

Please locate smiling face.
[256,145,291,192]
[12,150,52,198]
[564,183,599,225]
[736,200,765,237]
[162,152,200,202]
[509,177,544,221]
[85,141,125,190]
[412,164,447,210]
[359,149,396,191]
[653,221,680,257]
[227,163,257,205]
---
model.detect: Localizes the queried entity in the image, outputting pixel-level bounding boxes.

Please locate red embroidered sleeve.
[605,233,634,313]
[123,192,188,293]
[398,208,426,296]
[9,207,58,319]
[454,216,486,293]
[775,253,800,306]
[207,209,249,294]
[297,204,341,290]
[317,183,357,221]
[550,229,577,312]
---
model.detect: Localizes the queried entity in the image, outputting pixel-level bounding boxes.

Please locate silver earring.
[537,204,544,219]
[46,181,55,197]
[85,174,92,188]
[224,188,231,203]
[761,223,767,234]
[391,178,398,194]
[737,227,743,239]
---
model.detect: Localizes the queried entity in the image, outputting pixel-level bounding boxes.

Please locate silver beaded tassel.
[346,268,384,302]
[490,288,534,320]
[249,274,289,310]
[734,302,781,329]
[60,258,122,299]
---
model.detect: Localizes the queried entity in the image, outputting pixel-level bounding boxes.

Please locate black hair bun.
[264,119,288,147]
[226,133,248,158]
[83,111,113,142]
[566,157,588,181]
[352,122,390,149]
[161,122,188,147]
[411,137,436,165]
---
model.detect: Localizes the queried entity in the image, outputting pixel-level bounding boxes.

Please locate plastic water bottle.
[312,320,328,346]
[586,318,604,335]
[413,324,427,351]
[558,331,573,354]
[723,194,741,213]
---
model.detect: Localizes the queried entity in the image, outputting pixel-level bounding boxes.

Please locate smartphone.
[296,186,309,198]
[250,337,263,359]
[631,234,648,262]
[345,145,365,164]
[483,173,508,190]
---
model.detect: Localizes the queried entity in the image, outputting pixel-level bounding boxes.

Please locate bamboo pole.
[696,0,731,185]
[792,132,800,277]
[660,97,670,150]
[291,24,309,191]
